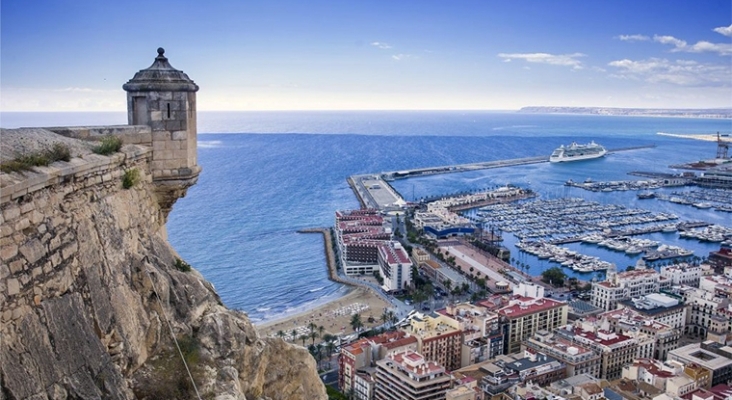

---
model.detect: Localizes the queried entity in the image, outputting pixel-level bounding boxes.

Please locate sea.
[2,110,731,324]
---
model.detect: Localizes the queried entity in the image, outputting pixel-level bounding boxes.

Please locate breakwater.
[297,228,391,303]
[381,145,656,181]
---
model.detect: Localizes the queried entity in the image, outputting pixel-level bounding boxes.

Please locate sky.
[1,0,731,111]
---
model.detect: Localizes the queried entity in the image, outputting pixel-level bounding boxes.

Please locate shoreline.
[255,227,394,341]
[255,286,391,341]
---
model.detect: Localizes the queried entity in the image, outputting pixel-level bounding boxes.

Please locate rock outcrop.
[0,128,327,399]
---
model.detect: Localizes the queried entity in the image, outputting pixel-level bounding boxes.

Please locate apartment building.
[591,265,666,311]
[403,311,463,371]
[668,342,732,387]
[676,285,732,341]
[338,330,418,395]
[557,326,654,380]
[374,351,451,400]
[599,307,681,360]
[661,263,702,287]
[335,209,393,275]
[377,242,413,293]
[524,330,601,377]
[437,303,505,367]
[497,295,568,354]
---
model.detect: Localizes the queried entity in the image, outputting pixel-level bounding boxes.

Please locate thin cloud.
[391,54,412,61]
[497,52,585,69]
[714,24,732,37]
[371,41,392,49]
[653,34,732,56]
[617,34,650,41]
[608,57,731,86]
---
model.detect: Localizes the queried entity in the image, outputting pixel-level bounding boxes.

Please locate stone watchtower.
[123,48,201,221]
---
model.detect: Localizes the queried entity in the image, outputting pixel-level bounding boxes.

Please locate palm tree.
[381,311,390,327]
[350,313,363,332]
[291,329,298,342]
[308,322,318,335]
[300,334,309,346]
[276,330,285,340]
[318,325,325,339]
[310,331,319,345]
[388,310,397,328]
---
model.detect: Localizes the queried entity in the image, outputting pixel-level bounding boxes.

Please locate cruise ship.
[550,141,607,163]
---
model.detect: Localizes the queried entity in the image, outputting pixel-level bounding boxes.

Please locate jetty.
[348,144,656,210]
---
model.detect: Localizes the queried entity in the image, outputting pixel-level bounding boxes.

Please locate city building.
[419,259,470,294]
[338,330,418,395]
[524,330,601,377]
[437,303,505,367]
[557,325,654,380]
[618,292,687,330]
[708,244,732,273]
[377,242,413,293]
[676,285,732,342]
[334,209,393,275]
[403,310,463,370]
[413,198,476,239]
[668,342,732,387]
[496,287,568,354]
[661,263,703,287]
[599,307,681,360]
[479,352,567,398]
[374,351,451,400]
[591,263,666,311]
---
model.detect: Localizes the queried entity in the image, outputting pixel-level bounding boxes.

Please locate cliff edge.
[0,128,327,399]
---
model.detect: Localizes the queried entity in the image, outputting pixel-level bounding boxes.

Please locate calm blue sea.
[3,111,731,323]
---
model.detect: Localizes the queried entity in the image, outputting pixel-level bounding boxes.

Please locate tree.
[300,335,309,346]
[310,331,319,345]
[276,330,285,339]
[291,329,297,342]
[541,266,567,287]
[412,290,428,308]
[350,313,363,332]
[318,325,325,338]
[381,311,390,327]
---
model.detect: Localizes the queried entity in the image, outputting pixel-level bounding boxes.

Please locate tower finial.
[157,47,165,56]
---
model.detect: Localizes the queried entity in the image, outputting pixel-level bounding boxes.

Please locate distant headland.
[518,106,732,119]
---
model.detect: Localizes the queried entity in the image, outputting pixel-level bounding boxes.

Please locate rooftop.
[498,296,565,318]
[384,350,446,378]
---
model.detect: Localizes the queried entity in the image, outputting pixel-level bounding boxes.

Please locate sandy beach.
[256,287,394,343]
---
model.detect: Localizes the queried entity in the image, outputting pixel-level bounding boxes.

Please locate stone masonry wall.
[0,129,327,399]
[0,145,154,322]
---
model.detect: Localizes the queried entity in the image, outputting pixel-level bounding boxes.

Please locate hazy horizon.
[2,1,730,112]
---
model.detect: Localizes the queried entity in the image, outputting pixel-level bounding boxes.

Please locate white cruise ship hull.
[550,150,607,163]
[550,141,607,163]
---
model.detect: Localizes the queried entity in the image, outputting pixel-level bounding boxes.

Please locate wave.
[198,140,223,148]
[308,286,325,293]
[492,125,538,131]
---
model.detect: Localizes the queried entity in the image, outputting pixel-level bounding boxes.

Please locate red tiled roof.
[498,297,565,318]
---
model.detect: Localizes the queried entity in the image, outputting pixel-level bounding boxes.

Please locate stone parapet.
[46,125,153,146]
[0,145,152,204]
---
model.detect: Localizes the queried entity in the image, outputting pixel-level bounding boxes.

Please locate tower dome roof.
[123,48,199,92]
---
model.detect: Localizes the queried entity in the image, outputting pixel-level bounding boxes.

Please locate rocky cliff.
[0,128,327,400]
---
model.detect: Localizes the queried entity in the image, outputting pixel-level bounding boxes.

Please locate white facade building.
[661,263,702,287]
[591,264,664,311]
[378,242,413,293]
